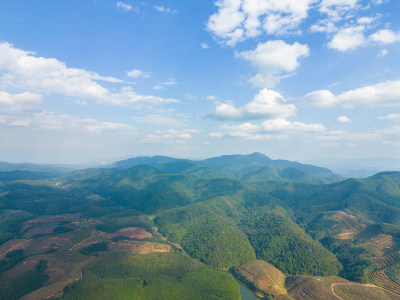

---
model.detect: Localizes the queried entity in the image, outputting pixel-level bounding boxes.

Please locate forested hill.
[1,155,400,299]
[111,152,344,184]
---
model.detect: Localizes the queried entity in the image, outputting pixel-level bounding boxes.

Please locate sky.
[0,0,400,165]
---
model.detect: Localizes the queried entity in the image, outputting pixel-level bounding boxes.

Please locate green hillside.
[240,209,342,276]
[156,204,256,269]
[1,155,400,298]
[61,253,240,300]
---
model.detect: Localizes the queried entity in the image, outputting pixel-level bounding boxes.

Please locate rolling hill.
[1,153,400,299]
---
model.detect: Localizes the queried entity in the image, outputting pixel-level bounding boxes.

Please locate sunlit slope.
[202,152,343,183]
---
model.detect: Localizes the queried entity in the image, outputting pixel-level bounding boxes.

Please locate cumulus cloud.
[337,116,351,123]
[0,42,176,108]
[236,40,309,87]
[0,110,135,134]
[378,113,400,120]
[310,19,336,33]
[207,0,317,45]
[370,29,400,44]
[209,88,296,121]
[0,91,42,108]
[143,129,199,144]
[200,43,210,49]
[116,1,133,11]
[358,17,374,24]
[328,25,366,51]
[303,80,400,108]
[262,118,325,131]
[101,86,177,107]
[126,69,151,78]
[153,6,176,13]
[319,0,360,20]
[315,127,400,143]
[210,118,325,140]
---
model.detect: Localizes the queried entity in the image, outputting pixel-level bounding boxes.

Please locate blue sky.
[0,0,400,164]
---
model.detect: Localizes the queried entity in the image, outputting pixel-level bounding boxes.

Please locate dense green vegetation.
[2,153,400,298]
[80,242,109,255]
[320,237,372,282]
[202,152,343,183]
[62,253,240,300]
[156,204,256,269]
[0,209,32,244]
[96,209,154,233]
[240,209,342,276]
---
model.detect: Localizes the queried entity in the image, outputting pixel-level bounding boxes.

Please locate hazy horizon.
[1,1,400,165]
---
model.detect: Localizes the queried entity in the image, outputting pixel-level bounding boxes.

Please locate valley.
[1,153,400,299]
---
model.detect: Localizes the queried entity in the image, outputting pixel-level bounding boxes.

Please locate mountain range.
[0,153,399,299]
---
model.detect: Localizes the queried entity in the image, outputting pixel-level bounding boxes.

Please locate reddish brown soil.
[0,239,30,259]
[22,225,59,238]
[104,227,152,240]
[108,241,171,254]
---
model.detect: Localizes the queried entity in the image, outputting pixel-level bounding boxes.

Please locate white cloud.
[378,49,388,57]
[152,79,178,91]
[262,118,325,132]
[370,29,400,44]
[206,95,217,101]
[319,0,360,20]
[337,116,351,123]
[116,2,133,11]
[0,42,176,108]
[236,40,309,87]
[303,80,400,108]
[315,127,400,143]
[143,129,199,144]
[310,19,336,33]
[358,17,374,24]
[102,86,177,107]
[126,69,151,78]
[207,0,317,45]
[154,5,176,13]
[210,118,325,140]
[200,43,210,49]
[0,91,42,108]
[302,90,337,107]
[328,25,366,51]
[372,0,389,5]
[209,88,296,121]
[131,114,186,128]
[0,110,135,134]
[378,113,400,120]
[161,80,177,86]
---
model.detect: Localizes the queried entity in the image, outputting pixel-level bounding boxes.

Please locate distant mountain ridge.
[0,161,78,175]
[112,155,185,168]
[112,152,344,184]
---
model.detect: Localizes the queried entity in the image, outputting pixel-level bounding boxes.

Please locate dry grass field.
[234,260,286,297]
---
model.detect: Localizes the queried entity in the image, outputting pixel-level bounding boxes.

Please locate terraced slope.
[286,275,399,300]
[233,260,287,298]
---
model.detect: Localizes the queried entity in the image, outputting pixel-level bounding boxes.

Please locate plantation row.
[361,234,394,252]
[354,226,382,243]
[369,270,400,295]
[370,253,400,271]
